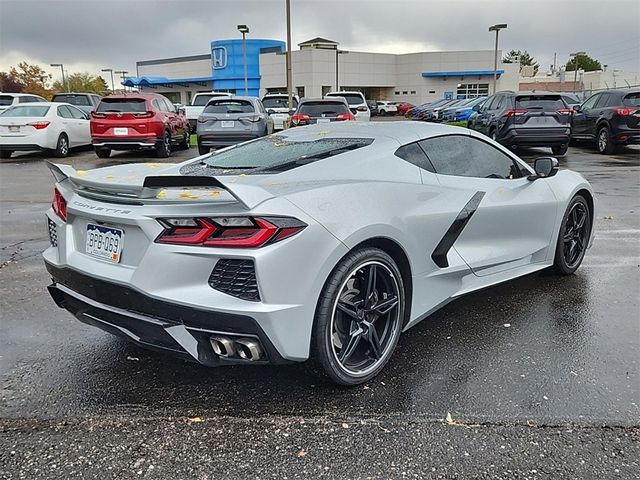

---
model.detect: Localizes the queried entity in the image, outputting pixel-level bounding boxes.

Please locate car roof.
[100,93,164,100]
[52,92,98,96]
[326,91,364,95]
[299,97,347,103]
[0,92,44,97]
[206,95,255,102]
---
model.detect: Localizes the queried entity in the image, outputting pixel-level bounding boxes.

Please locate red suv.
[90,93,189,158]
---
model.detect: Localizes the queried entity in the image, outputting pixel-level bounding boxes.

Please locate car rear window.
[262,97,298,109]
[298,101,350,116]
[0,95,14,106]
[203,100,255,114]
[623,93,640,107]
[0,106,50,117]
[515,95,565,111]
[327,93,364,106]
[185,136,373,174]
[96,98,147,113]
[52,94,91,106]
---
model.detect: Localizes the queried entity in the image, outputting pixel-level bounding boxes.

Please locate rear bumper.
[499,128,570,147]
[0,143,45,151]
[198,133,260,147]
[45,262,289,366]
[92,137,160,150]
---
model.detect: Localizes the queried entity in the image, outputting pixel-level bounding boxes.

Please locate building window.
[410,90,416,94]
[456,83,489,98]
[402,91,408,95]
[429,90,436,94]
[394,91,400,95]
[322,86,332,96]
[296,86,305,98]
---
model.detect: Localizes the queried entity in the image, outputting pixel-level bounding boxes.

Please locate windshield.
[0,106,50,117]
[192,136,373,172]
[203,100,254,114]
[53,94,91,106]
[299,102,350,116]
[96,98,147,113]
[263,97,298,109]
[0,96,14,106]
[623,93,640,107]
[515,95,565,111]
[327,93,364,106]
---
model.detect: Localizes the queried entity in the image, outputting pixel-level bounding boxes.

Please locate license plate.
[317,118,331,124]
[86,224,124,263]
[113,127,128,135]
[221,121,234,128]
[528,117,552,124]
[9,126,19,132]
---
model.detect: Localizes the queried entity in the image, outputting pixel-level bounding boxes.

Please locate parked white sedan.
[0,102,91,159]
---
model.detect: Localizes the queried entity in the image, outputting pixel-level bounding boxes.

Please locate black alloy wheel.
[553,195,591,275]
[156,130,171,158]
[311,247,404,386]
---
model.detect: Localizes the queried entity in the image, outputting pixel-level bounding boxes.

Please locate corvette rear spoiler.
[46,162,272,210]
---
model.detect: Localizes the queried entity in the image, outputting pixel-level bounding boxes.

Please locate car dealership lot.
[1,124,639,477]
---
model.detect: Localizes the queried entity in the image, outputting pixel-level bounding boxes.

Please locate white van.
[324,91,370,121]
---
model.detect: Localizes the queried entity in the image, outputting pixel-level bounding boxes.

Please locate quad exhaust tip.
[209,335,263,361]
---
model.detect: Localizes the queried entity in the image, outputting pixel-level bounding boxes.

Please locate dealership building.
[124,37,520,105]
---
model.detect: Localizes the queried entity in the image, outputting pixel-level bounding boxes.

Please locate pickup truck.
[185,92,231,131]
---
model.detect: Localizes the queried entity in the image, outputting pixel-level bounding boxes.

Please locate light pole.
[335,49,348,91]
[50,63,67,92]
[237,25,250,95]
[115,70,129,92]
[488,24,507,94]
[101,68,115,93]
[569,51,586,94]
[285,0,293,110]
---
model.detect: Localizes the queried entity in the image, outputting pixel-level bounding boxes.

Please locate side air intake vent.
[208,259,260,301]
[47,217,58,247]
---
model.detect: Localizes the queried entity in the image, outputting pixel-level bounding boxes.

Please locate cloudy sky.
[1,0,638,83]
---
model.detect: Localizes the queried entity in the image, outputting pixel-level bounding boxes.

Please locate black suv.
[468,91,572,155]
[571,89,640,154]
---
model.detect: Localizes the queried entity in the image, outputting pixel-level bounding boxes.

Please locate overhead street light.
[488,23,507,94]
[237,24,250,95]
[101,68,115,92]
[570,51,586,93]
[50,63,68,92]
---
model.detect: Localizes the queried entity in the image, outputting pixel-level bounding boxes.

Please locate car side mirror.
[472,104,480,112]
[528,157,559,181]
[573,104,582,113]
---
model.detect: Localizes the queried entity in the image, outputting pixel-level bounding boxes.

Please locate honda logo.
[212,46,227,69]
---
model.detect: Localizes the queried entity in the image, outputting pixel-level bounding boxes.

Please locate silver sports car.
[44,122,594,385]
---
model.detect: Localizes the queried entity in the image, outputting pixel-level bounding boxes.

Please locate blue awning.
[422,70,504,78]
[122,75,215,87]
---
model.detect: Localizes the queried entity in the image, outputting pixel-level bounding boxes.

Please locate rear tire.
[0,150,13,159]
[309,247,405,386]
[552,144,569,156]
[198,142,210,155]
[95,148,111,158]
[597,126,616,154]
[54,134,69,158]
[179,130,189,150]
[553,195,591,275]
[156,130,171,158]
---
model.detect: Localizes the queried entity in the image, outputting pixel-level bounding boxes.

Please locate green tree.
[565,53,602,72]
[502,50,540,75]
[53,72,108,95]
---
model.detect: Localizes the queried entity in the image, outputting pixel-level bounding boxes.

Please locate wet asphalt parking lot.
[1,119,639,479]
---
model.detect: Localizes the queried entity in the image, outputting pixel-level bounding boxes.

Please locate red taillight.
[336,113,356,121]
[52,188,67,222]
[155,217,306,248]
[133,111,155,118]
[291,114,310,125]
[614,107,636,116]
[28,121,50,130]
[91,112,106,119]
[556,108,574,116]
[504,109,528,117]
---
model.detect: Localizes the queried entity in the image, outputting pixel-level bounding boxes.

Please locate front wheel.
[309,247,405,386]
[552,144,569,156]
[553,195,591,275]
